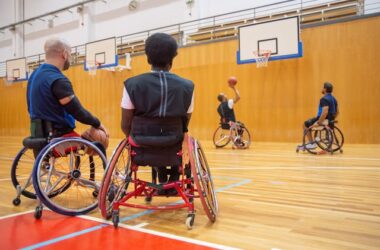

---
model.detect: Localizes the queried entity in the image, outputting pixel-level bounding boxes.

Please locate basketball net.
[87,61,100,76]
[253,50,271,68]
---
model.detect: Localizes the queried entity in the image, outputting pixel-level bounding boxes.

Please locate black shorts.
[304,117,319,128]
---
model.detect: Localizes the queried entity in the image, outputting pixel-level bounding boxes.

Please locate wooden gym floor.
[0,136,379,250]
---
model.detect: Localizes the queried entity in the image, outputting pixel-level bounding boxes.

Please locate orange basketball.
[81,127,109,150]
[228,76,237,86]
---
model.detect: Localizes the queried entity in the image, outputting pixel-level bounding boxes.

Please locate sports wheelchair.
[296,120,344,155]
[213,121,251,149]
[11,119,107,218]
[98,133,218,230]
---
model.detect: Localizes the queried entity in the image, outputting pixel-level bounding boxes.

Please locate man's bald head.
[44,38,71,59]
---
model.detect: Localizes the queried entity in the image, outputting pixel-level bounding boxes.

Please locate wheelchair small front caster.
[112,210,119,228]
[145,196,152,204]
[34,205,43,219]
[13,198,21,206]
[185,214,195,230]
[92,190,98,198]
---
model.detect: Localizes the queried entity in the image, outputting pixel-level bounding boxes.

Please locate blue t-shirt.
[317,93,338,120]
[27,64,75,130]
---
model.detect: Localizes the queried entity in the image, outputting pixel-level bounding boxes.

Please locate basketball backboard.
[6,58,28,82]
[84,37,118,71]
[237,16,302,64]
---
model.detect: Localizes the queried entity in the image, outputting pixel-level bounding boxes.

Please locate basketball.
[81,127,109,149]
[228,76,237,86]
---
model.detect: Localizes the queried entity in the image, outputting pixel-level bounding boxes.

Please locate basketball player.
[27,38,108,144]
[303,82,339,149]
[217,84,240,126]
[121,33,194,195]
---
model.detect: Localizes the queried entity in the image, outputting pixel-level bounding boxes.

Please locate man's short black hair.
[217,94,224,102]
[324,82,333,93]
[145,33,178,68]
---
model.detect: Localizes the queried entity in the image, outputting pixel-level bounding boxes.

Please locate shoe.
[306,143,317,149]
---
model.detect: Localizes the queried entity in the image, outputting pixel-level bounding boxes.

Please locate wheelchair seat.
[129,116,185,167]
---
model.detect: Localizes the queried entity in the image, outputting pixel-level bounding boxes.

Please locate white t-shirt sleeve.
[121,87,135,109]
[228,99,234,109]
[187,92,195,114]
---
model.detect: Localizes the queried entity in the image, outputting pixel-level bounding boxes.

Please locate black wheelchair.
[11,119,107,218]
[213,121,251,149]
[296,120,344,155]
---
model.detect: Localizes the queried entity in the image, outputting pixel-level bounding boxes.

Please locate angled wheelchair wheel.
[188,137,218,222]
[32,138,107,216]
[99,139,131,219]
[11,147,36,200]
[213,126,230,148]
[331,126,344,153]
[233,126,251,149]
[302,127,333,155]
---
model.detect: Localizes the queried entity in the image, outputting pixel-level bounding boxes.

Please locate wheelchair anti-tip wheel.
[98,139,131,219]
[189,138,218,222]
[213,126,231,148]
[32,137,107,216]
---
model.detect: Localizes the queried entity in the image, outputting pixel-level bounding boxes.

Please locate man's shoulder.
[169,73,194,86]
[124,73,152,86]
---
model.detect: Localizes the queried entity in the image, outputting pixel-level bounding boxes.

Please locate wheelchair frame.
[213,121,251,149]
[98,134,218,230]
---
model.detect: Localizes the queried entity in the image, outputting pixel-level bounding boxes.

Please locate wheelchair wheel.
[11,147,36,199]
[331,126,344,152]
[189,137,218,222]
[212,126,230,148]
[32,138,106,216]
[233,126,251,149]
[302,127,333,155]
[99,139,131,219]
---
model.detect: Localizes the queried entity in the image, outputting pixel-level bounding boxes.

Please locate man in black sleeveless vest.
[121,33,194,195]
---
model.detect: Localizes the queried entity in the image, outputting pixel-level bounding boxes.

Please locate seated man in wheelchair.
[302,82,339,149]
[26,38,107,154]
[120,33,194,196]
[217,83,240,129]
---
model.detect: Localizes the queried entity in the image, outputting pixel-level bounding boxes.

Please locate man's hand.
[97,124,109,138]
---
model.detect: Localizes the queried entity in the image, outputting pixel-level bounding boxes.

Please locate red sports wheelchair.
[98,133,218,229]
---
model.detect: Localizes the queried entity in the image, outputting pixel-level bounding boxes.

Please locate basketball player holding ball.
[217,76,240,126]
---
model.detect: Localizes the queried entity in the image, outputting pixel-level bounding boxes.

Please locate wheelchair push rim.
[98,139,131,219]
[32,138,107,216]
[302,127,333,155]
[188,136,218,222]
[213,126,231,148]
[331,126,344,152]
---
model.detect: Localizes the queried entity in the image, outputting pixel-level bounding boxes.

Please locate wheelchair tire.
[188,137,218,222]
[302,127,333,155]
[233,127,251,149]
[331,126,344,152]
[213,126,231,148]
[99,139,131,219]
[11,147,36,199]
[32,138,107,216]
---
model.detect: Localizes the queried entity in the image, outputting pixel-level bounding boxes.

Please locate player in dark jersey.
[216,85,240,126]
[121,33,194,195]
[303,82,339,149]
[27,38,107,143]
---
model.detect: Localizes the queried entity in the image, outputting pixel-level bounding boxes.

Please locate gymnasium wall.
[0,16,379,143]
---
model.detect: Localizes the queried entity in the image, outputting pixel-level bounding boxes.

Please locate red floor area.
[0,211,216,250]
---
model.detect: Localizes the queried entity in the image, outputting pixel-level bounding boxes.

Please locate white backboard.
[84,37,118,70]
[6,58,28,81]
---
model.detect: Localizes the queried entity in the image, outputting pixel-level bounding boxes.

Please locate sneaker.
[306,143,317,149]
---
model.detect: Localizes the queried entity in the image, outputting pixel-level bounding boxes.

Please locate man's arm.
[230,85,240,103]
[52,79,105,130]
[121,108,134,137]
[317,106,329,125]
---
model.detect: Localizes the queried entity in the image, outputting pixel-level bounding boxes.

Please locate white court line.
[209,151,380,162]
[212,166,380,170]
[220,191,260,197]
[80,215,240,250]
[0,210,34,220]
[134,222,149,228]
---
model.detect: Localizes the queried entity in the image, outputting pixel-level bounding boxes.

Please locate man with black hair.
[121,33,194,195]
[303,82,339,149]
[27,38,107,141]
[217,85,240,126]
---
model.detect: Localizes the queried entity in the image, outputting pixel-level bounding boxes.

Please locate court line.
[20,177,251,250]
[0,210,34,220]
[212,166,380,170]
[209,151,380,162]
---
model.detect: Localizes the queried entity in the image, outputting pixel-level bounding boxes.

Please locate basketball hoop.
[4,76,16,86]
[87,61,101,76]
[253,50,271,68]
